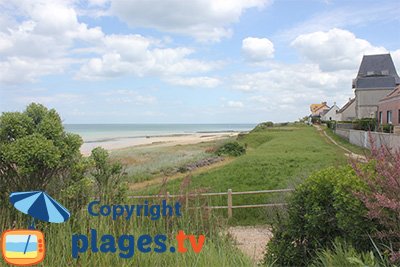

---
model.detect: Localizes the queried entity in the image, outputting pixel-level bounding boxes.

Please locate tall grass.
[0,196,253,266]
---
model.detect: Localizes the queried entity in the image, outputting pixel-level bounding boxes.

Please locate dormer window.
[382,70,389,75]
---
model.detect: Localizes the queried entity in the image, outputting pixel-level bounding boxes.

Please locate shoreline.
[80,131,243,156]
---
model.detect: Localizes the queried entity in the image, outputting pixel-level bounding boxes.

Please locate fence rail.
[128,188,294,218]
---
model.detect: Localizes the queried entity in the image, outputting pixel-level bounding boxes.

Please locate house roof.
[337,98,355,113]
[310,102,330,113]
[354,54,400,89]
[325,104,339,113]
[379,85,400,102]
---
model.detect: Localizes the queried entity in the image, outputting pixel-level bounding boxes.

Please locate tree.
[0,103,83,199]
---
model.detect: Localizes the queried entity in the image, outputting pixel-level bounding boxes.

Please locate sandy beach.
[80,132,240,155]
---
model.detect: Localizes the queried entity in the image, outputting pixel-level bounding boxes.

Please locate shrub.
[353,118,377,131]
[353,140,400,263]
[264,166,375,266]
[381,124,393,133]
[325,120,337,129]
[215,142,246,157]
[0,103,83,198]
[252,121,274,132]
[89,147,128,202]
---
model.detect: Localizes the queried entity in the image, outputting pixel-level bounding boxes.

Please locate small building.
[321,103,341,121]
[378,85,400,126]
[310,102,330,116]
[353,54,400,119]
[337,98,356,121]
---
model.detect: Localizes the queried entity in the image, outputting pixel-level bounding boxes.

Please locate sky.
[0,0,399,124]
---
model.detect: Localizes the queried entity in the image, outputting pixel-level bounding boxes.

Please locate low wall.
[335,129,350,140]
[335,128,400,150]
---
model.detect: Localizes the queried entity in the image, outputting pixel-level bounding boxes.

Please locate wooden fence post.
[185,192,189,209]
[227,189,232,218]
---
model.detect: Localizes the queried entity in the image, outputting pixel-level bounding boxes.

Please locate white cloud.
[231,62,356,118]
[0,1,103,84]
[291,28,387,71]
[278,3,400,41]
[242,37,274,62]
[110,0,269,42]
[15,93,83,105]
[165,76,221,88]
[392,49,400,72]
[0,57,71,84]
[77,34,221,80]
[227,101,244,108]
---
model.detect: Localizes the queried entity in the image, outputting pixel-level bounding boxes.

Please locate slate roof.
[354,54,400,89]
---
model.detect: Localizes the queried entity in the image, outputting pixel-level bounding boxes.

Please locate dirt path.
[228,226,273,265]
[314,125,367,162]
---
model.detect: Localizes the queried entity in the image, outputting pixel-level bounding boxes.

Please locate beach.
[63,124,254,155]
[80,132,240,155]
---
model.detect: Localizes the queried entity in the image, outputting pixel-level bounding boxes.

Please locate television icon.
[1,230,45,266]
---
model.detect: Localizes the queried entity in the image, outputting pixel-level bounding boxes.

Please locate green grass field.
[135,125,350,225]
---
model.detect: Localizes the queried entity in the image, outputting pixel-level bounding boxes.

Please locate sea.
[64,124,256,143]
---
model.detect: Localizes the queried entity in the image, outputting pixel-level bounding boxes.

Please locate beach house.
[353,54,400,119]
[310,102,330,116]
[336,98,356,121]
[321,103,341,121]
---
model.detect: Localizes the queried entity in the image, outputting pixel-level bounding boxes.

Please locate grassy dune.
[136,125,350,225]
[110,138,235,183]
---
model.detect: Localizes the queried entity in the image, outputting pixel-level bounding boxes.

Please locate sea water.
[64,124,256,143]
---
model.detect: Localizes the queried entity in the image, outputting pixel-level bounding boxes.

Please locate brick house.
[378,85,400,126]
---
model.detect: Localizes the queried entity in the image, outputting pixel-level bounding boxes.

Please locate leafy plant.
[381,124,394,133]
[215,142,246,157]
[264,166,375,266]
[353,118,377,131]
[89,147,128,202]
[0,103,83,197]
[252,121,274,132]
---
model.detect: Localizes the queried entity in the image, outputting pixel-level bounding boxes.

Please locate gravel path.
[228,226,273,264]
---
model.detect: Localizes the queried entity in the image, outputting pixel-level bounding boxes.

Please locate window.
[387,110,392,124]
[379,111,383,125]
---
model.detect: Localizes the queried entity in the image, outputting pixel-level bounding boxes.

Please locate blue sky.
[0,0,399,123]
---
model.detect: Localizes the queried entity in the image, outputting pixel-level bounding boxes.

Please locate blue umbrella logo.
[10,191,70,224]
[2,191,70,265]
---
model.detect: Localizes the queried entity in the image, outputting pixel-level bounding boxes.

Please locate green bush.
[215,142,246,157]
[264,166,376,266]
[353,118,377,131]
[381,124,393,133]
[252,121,274,132]
[325,120,337,129]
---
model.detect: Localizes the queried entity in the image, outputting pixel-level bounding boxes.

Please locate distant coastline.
[64,124,255,155]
